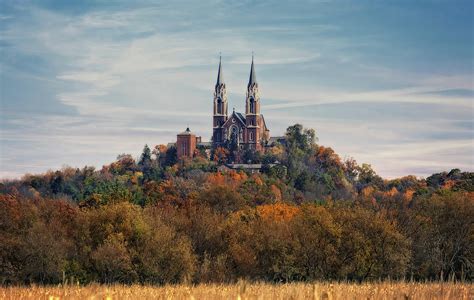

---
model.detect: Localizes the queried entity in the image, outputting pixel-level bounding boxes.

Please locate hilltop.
[0,124,473,284]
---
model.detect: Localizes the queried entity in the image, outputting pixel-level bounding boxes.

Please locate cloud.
[1,1,473,179]
[413,88,474,98]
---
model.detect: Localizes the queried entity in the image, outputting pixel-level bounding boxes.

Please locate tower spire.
[212,53,228,148]
[216,54,224,87]
[248,53,257,87]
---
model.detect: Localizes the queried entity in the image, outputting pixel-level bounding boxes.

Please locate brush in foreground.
[1,282,472,300]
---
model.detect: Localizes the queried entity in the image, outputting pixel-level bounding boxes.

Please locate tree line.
[0,124,472,284]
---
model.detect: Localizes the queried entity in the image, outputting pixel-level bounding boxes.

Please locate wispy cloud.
[1,1,473,179]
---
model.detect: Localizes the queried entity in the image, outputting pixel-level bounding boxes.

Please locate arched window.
[249,98,255,114]
[249,131,254,141]
[229,125,238,142]
[217,98,223,114]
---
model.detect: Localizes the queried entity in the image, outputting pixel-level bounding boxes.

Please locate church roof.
[248,55,257,87]
[216,56,224,87]
[235,112,246,124]
[222,110,246,127]
[268,136,285,143]
[260,114,268,130]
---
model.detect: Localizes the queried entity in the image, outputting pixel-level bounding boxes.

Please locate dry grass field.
[0,282,472,300]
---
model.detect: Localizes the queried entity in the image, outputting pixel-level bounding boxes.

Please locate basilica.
[212,56,270,151]
[175,56,274,160]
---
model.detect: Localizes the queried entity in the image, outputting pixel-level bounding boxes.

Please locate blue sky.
[1,0,473,179]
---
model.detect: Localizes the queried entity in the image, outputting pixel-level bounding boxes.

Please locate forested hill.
[1,124,473,285]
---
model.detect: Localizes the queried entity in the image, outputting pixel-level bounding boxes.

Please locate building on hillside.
[172,55,282,161]
[212,56,270,152]
[176,127,197,159]
[173,127,210,159]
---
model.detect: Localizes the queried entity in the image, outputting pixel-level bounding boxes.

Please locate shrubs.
[0,199,196,285]
[0,191,473,284]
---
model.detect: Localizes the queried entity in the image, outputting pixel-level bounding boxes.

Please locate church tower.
[245,55,261,150]
[212,56,228,147]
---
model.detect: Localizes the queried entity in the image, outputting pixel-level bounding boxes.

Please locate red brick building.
[176,127,197,159]
[212,56,270,152]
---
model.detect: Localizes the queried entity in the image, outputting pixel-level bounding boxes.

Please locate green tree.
[242,148,262,164]
[138,144,152,167]
[356,163,384,191]
[138,144,160,181]
[164,147,178,167]
[283,124,318,189]
[285,124,316,152]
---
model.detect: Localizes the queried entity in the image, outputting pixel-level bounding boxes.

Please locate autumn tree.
[92,233,137,283]
[1,123,474,285]
[198,185,246,214]
[409,191,474,280]
[212,147,229,164]
[291,205,340,280]
[333,206,411,280]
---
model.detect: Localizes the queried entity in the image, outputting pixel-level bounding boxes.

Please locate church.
[175,56,273,160]
[212,56,270,151]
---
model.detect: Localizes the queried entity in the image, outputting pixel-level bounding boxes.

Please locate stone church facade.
[212,57,270,152]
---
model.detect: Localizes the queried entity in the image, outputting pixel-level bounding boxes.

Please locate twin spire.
[216,55,224,87]
[215,54,257,87]
[248,54,257,87]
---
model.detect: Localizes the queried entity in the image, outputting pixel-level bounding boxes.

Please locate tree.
[138,144,152,167]
[138,144,161,181]
[2,124,474,285]
[356,163,384,191]
[291,205,340,280]
[285,124,316,153]
[212,147,229,165]
[153,144,168,166]
[0,196,87,284]
[333,206,411,280]
[282,124,318,188]
[139,211,196,283]
[50,171,65,194]
[242,149,262,164]
[198,185,246,214]
[164,147,178,167]
[409,191,474,280]
[110,154,138,175]
[92,233,137,283]
[294,171,311,192]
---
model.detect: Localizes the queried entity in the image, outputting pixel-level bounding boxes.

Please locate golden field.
[0,282,472,300]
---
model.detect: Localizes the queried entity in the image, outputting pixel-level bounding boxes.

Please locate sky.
[0,0,473,179]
